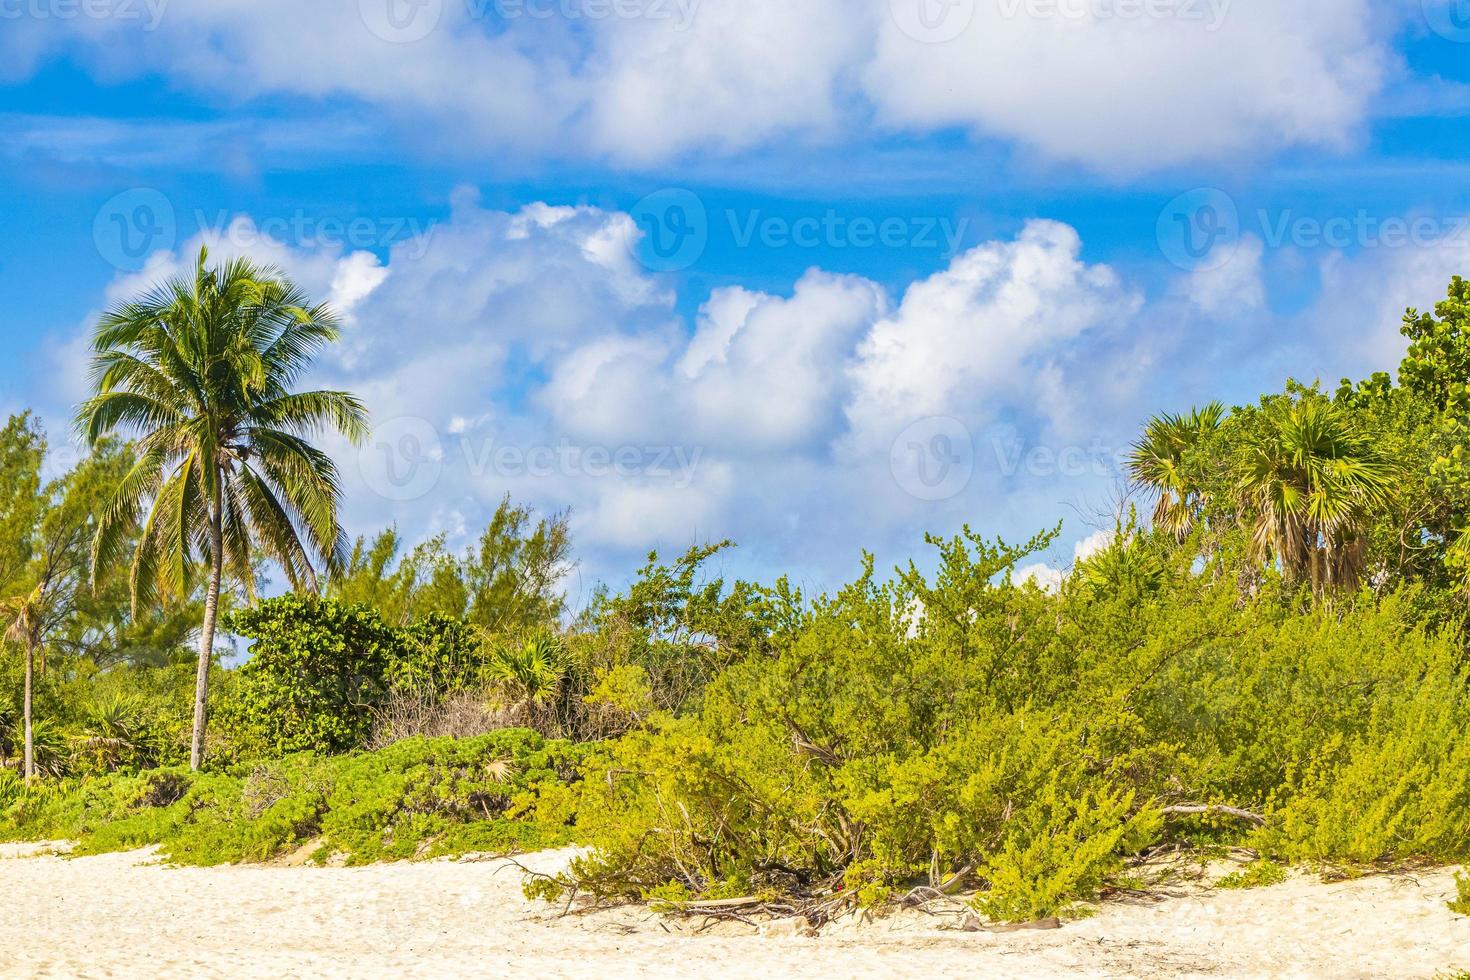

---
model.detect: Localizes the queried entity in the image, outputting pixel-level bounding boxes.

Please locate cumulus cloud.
[865,0,1387,174]
[843,220,1142,456]
[48,194,1230,588]
[0,0,1405,174]
[1188,235,1267,317]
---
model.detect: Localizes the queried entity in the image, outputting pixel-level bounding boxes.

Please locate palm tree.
[1233,397,1393,591]
[73,694,150,773]
[1127,402,1226,540]
[487,633,569,708]
[77,247,368,770]
[1,583,45,782]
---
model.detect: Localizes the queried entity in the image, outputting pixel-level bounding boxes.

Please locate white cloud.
[843,220,1141,457]
[52,197,1285,588]
[1311,237,1470,377]
[865,0,1386,174]
[1073,529,1116,563]
[1188,235,1267,317]
[0,0,1405,174]
[1016,563,1065,593]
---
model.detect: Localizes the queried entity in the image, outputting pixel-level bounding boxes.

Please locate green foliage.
[0,731,584,865]
[330,497,571,633]
[974,781,1160,922]
[486,634,569,706]
[217,595,407,757]
[1217,860,1288,890]
[217,595,492,758]
[533,524,1470,921]
[1449,873,1470,917]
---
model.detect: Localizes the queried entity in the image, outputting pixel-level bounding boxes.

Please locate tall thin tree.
[2,584,44,782]
[77,248,368,769]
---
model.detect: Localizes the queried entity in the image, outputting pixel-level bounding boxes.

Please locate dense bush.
[213,596,487,759]
[530,527,1470,920]
[0,730,584,865]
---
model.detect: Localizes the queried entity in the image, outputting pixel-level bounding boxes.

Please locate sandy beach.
[2,843,1467,978]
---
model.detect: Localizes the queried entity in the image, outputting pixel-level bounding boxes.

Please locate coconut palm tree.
[1,583,45,782]
[1233,397,1393,591]
[1127,402,1226,540]
[77,247,368,770]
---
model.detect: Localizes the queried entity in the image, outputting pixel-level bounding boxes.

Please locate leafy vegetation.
[5,273,1470,927]
[0,731,583,865]
[76,247,368,769]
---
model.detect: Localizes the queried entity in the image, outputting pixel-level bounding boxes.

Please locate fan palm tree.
[487,633,569,707]
[1,583,45,782]
[73,694,151,773]
[77,247,368,770]
[1127,402,1226,540]
[1233,397,1393,591]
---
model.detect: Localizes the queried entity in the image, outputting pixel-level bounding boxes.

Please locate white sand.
[3,842,1468,978]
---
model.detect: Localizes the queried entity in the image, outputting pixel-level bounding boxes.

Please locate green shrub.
[215,596,490,758]
[1448,873,1470,917]
[529,527,1470,921]
[1217,860,1288,890]
[0,731,585,865]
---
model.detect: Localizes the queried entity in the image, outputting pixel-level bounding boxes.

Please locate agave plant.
[1127,402,1226,541]
[1233,396,1394,591]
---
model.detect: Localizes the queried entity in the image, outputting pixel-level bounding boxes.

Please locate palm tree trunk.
[190,505,225,771]
[22,636,34,783]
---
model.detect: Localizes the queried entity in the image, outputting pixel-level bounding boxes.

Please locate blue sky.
[2,0,1470,600]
